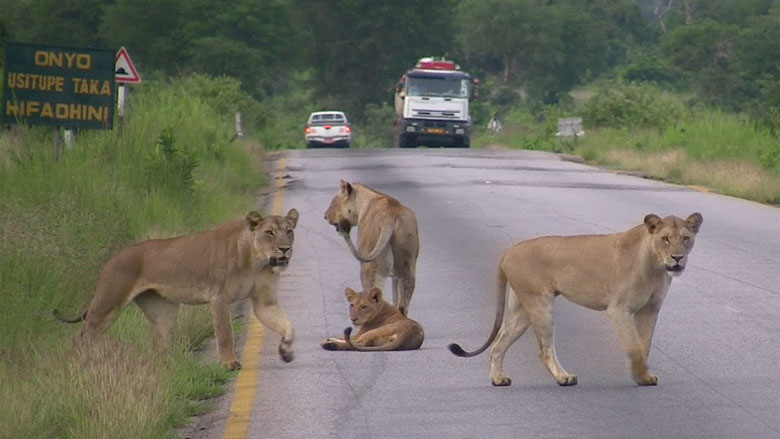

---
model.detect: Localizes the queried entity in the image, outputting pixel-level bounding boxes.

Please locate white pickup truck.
[304,111,352,148]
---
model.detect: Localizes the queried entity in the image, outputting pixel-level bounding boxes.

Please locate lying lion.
[53,209,299,369]
[450,213,703,387]
[321,287,424,351]
[324,180,420,316]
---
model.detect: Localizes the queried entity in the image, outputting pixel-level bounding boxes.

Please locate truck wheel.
[399,134,415,148]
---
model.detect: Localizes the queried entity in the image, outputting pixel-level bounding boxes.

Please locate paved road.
[196,148,780,439]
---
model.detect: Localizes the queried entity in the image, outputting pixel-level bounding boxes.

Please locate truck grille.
[413,110,459,119]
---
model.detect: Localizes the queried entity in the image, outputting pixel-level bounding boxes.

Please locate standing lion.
[53,209,299,369]
[450,213,703,387]
[324,180,420,316]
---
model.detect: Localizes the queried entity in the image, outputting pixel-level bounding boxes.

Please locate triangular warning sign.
[115,46,141,84]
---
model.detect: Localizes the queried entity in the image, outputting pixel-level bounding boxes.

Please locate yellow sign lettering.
[7,73,65,92]
[71,78,113,96]
[41,102,54,118]
[34,50,92,70]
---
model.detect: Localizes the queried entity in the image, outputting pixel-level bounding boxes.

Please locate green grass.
[473,93,780,205]
[0,76,264,438]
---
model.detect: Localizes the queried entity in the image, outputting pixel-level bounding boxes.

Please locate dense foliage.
[1,0,777,132]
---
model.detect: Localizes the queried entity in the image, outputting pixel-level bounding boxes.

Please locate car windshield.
[406,77,468,98]
[310,113,346,125]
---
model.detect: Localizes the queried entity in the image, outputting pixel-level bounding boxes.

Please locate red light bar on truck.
[415,58,457,71]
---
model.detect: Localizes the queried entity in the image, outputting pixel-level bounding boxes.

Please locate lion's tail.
[342,223,393,263]
[343,326,407,351]
[448,265,508,358]
[52,308,87,323]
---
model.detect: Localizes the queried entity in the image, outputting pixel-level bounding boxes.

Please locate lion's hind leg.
[527,292,577,386]
[78,280,133,342]
[134,290,179,349]
[489,286,530,386]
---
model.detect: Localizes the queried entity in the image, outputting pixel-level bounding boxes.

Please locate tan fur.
[52,209,300,369]
[450,213,703,387]
[320,287,424,351]
[324,180,420,315]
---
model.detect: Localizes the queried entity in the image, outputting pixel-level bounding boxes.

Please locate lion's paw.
[224,360,241,371]
[321,338,340,351]
[556,375,578,386]
[491,374,512,387]
[279,345,294,363]
[636,373,659,386]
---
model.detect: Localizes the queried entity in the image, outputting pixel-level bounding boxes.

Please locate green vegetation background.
[1,1,779,437]
[0,76,264,438]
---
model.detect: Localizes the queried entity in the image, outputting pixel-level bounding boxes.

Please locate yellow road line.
[223,157,287,439]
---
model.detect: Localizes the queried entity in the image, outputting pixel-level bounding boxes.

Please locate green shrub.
[0,74,262,438]
[354,102,394,148]
[582,80,685,129]
[144,128,198,193]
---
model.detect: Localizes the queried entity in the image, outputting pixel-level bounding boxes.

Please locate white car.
[305,111,352,148]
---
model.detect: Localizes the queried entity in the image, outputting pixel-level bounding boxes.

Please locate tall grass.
[473,81,780,205]
[573,108,780,204]
[0,76,264,438]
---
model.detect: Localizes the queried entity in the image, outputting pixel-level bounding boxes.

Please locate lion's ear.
[245,211,264,230]
[643,214,663,234]
[369,287,382,302]
[340,180,353,196]
[286,208,299,228]
[345,288,357,301]
[686,212,703,233]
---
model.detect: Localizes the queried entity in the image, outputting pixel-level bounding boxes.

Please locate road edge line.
[223,156,287,438]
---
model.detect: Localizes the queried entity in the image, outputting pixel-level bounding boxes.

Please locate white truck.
[393,57,477,148]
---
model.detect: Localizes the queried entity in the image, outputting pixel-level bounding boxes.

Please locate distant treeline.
[1,0,777,129]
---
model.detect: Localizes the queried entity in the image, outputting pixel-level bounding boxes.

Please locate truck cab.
[394,58,476,148]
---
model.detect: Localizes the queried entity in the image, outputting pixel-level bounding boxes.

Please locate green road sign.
[2,42,115,130]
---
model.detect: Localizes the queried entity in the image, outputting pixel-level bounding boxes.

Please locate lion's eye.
[682,236,690,244]
[286,229,293,236]
[662,236,670,244]
[360,305,367,310]
[265,230,275,237]
[349,304,354,309]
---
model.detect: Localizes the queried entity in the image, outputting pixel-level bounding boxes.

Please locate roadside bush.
[354,102,394,148]
[143,128,198,193]
[0,75,261,438]
[582,80,685,129]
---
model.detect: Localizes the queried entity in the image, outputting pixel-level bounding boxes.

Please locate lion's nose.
[671,255,684,263]
[278,246,291,254]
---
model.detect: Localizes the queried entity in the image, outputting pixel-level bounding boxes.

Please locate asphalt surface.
[192,147,780,439]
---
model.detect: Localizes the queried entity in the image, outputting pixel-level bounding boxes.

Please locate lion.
[324,180,420,316]
[321,287,424,351]
[52,209,300,370]
[449,213,703,387]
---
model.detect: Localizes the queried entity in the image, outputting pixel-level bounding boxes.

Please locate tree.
[663,20,744,108]
[100,0,305,96]
[299,0,457,115]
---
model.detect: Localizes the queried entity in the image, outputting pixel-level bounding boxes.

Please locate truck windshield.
[406,77,468,98]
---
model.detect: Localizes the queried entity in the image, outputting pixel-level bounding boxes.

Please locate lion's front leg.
[210,298,240,370]
[251,291,294,363]
[635,300,663,362]
[607,307,658,386]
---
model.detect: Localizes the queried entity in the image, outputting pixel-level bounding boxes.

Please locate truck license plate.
[427,128,445,134]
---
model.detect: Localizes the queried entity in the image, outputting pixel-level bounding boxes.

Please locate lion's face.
[324,180,358,234]
[644,213,703,277]
[345,287,384,325]
[245,208,299,267]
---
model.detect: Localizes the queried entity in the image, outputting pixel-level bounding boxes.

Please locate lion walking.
[450,213,703,387]
[53,209,300,369]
